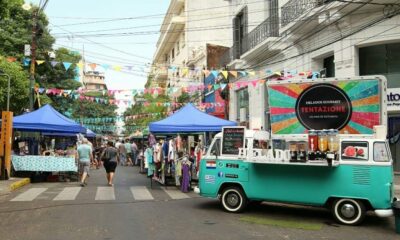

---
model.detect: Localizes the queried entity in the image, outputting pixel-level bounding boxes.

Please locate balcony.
[219,16,279,67]
[280,0,336,28]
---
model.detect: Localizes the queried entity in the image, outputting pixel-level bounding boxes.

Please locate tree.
[0,0,55,60]
[0,57,29,114]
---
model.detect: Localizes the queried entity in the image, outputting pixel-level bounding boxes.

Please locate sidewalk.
[0,178,30,196]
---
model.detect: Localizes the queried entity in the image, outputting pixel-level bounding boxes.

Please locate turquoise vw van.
[195,130,396,225]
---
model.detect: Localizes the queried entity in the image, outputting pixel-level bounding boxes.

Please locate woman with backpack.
[100,141,119,186]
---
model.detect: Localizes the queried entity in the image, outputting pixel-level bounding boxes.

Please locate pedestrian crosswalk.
[9,185,196,202]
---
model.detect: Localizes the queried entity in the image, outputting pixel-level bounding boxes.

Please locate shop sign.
[268,79,381,135]
[295,84,352,130]
[387,88,400,112]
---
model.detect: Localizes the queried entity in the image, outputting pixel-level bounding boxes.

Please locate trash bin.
[393,201,400,234]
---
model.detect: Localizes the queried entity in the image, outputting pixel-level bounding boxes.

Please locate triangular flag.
[113,65,122,71]
[182,67,189,76]
[239,71,247,77]
[248,71,256,76]
[101,64,110,71]
[213,84,220,90]
[211,70,219,78]
[203,70,210,77]
[89,63,97,71]
[36,60,45,65]
[229,71,237,78]
[221,71,228,79]
[50,61,59,67]
[220,83,227,90]
[63,62,72,70]
[23,58,31,66]
[77,62,84,69]
[6,57,17,62]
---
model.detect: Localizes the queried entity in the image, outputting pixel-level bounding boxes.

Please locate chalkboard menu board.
[222,127,245,155]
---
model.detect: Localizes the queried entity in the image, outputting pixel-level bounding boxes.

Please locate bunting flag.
[113,65,122,71]
[63,62,72,70]
[23,58,31,66]
[89,63,97,70]
[36,60,45,65]
[221,71,228,79]
[6,57,17,63]
[50,61,59,67]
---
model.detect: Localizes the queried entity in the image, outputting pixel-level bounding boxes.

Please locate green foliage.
[0,58,29,114]
[123,93,171,133]
[0,1,54,60]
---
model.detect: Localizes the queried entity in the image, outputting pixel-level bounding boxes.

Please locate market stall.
[11,104,86,181]
[148,103,236,190]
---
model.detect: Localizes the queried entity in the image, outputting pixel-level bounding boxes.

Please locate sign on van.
[387,88,400,112]
[268,79,382,135]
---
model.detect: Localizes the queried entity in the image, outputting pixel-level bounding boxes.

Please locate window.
[237,87,249,122]
[176,41,180,55]
[182,33,186,48]
[359,43,400,88]
[323,55,335,77]
[171,48,175,61]
[341,141,368,161]
[232,6,248,59]
[209,138,221,156]
[374,142,390,162]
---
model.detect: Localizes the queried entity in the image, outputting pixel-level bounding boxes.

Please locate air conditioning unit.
[240,108,247,122]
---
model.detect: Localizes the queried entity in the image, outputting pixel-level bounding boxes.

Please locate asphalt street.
[0,166,398,240]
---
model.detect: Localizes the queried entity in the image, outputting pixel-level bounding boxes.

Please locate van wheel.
[331,198,366,225]
[221,186,247,213]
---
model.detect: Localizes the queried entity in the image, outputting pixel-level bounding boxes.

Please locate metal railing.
[242,16,279,53]
[219,16,279,66]
[281,0,330,28]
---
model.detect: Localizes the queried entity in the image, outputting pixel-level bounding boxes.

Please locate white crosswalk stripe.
[53,187,82,201]
[9,186,194,202]
[95,186,115,200]
[161,187,190,200]
[11,188,47,202]
[130,186,154,200]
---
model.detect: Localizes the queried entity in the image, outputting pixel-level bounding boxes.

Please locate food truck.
[195,76,397,225]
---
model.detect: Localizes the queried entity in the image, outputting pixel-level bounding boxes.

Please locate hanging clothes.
[181,160,191,193]
[145,147,154,177]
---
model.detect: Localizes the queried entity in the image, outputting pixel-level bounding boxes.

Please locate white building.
[221,0,400,171]
[150,0,232,103]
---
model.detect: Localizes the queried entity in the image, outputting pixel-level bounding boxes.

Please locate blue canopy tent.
[42,128,96,138]
[13,104,86,133]
[149,103,236,133]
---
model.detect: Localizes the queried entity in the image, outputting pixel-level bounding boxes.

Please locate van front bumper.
[374,209,393,218]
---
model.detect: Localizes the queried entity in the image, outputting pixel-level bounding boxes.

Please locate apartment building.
[221,0,400,171]
[150,0,232,118]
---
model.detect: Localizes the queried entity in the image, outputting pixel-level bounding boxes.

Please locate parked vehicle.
[196,76,397,225]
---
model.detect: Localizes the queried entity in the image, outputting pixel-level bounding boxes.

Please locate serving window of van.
[341,141,369,161]
[373,142,390,162]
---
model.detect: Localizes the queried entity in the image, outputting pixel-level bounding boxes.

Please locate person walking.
[131,140,138,166]
[124,139,133,166]
[118,140,127,166]
[76,138,93,187]
[100,141,119,186]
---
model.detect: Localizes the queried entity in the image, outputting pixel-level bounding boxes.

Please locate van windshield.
[209,138,221,156]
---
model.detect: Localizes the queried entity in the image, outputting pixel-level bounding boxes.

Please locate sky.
[26,0,170,91]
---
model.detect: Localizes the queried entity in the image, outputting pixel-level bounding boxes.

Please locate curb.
[9,178,30,191]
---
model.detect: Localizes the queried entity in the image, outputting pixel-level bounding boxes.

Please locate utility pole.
[26,0,50,111]
[29,11,37,111]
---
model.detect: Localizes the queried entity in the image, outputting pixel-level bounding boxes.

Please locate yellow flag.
[221,71,228,79]
[36,60,45,65]
[113,65,122,71]
[182,67,189,76]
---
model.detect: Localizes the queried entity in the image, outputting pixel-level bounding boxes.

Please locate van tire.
[221,186,247,213]
[331,198,366,225]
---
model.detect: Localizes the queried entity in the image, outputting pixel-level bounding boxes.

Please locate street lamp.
[0,71,11,111]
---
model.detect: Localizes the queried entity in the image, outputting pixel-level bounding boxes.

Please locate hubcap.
[226,193,240,207]
[340,203,356,218]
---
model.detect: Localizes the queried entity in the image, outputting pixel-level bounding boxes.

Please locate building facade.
[150,0,232,118]
[221,0,400,171]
